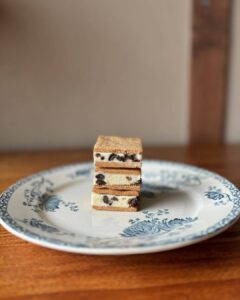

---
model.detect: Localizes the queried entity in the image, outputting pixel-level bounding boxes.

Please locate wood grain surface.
[190,0,231,144]
[0,145,240,300]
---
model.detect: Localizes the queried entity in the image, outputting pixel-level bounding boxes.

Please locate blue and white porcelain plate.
[0,160,240,255]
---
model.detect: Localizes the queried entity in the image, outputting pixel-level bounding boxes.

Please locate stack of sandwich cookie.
[92,135,143,212]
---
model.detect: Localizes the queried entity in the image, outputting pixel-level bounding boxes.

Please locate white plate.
[0,160,239,255]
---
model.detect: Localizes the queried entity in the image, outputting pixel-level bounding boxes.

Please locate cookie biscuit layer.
[95,161,141,169]
[92,205,138,212]
[92,187,139,196]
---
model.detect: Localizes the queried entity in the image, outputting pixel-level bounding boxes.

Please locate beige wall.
[226,0,240,143]
[0,0,191,150]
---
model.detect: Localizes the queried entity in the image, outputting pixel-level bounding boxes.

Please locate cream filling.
[94,173,141,186]
[91,193,136,207]
[94,152,142,163]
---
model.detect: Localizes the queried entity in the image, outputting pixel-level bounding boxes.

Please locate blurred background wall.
[0,0,239,150]
[226,0,240,143]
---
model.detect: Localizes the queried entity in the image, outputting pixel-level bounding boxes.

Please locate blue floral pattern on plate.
[205,186,231,205]
[23,177,79,212]
[120,210,198,237]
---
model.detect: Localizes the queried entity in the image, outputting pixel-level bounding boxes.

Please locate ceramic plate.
[0,160,240,255]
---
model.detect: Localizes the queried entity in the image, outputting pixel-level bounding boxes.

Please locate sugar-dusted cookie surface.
[94,135,143,154]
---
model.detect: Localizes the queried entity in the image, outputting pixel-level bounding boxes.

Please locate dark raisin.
[109,153,116,161]
[136,178,142,184]
[111,196,118,201]
[126,176,132,181]
[96,174,105,180]
[103,195,109,204]
[101,156,104,160]
[95,153,101,158]
[103,195,113,206]
[128,197,140,208]
[118,155,125,162]
[96,179,106,185]
[127,154,140,162]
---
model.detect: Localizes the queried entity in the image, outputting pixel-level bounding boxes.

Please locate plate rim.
[0,160,240,255]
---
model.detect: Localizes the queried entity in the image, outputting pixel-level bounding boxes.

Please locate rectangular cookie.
[93,167,142,191]
[94,135,142,168]
[91,187,140,212]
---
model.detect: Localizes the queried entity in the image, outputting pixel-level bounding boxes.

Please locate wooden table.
[0,145,240,299]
